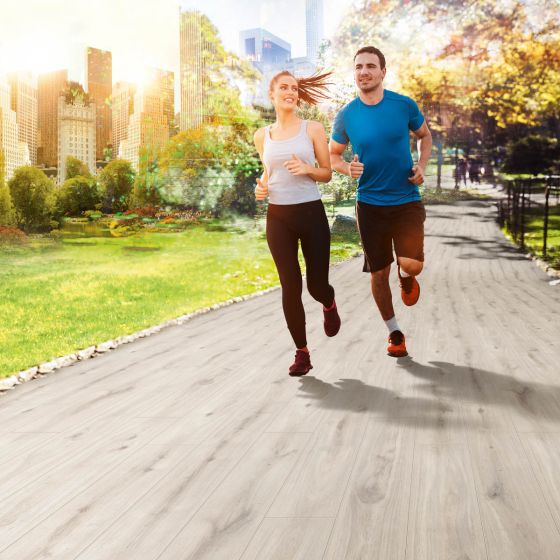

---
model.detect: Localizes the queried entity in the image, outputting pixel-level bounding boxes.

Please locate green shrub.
[57,176,101,217]
[8,166,56,232]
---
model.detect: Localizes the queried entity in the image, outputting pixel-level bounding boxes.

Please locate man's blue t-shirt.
[332,90,425,206]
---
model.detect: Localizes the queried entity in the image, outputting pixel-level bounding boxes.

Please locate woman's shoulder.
[253,126,267,145]
[305,120,327,138]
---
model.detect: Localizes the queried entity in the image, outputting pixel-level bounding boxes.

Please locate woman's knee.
[306,277,332,303]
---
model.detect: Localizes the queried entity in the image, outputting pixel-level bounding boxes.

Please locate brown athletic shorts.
[356,200,426,273]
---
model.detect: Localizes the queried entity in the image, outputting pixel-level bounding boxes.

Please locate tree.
[65,155,91,180]
[129,146,164,208]
[503,135,560,175]
[330,0,560,140]
[0,151,14,225]
[56,176,100,216]
[216,139,260,216]
[97,159,135,213]
[157,11,262,215]
[8,166,56,232]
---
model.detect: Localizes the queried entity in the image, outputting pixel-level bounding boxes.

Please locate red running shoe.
[387,330,408,357]
[289,350,313,376]
[323,300,341,337]
[398,266,420,306]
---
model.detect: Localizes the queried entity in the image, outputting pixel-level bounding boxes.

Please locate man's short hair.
[354,46,386,69]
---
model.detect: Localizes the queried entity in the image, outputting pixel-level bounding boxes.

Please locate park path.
[1,196,560,560]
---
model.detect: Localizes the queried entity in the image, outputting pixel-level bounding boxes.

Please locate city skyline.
[0,1,350,181]
[0,0,351,86]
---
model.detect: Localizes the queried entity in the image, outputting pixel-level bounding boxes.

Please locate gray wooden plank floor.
[1,200,560,560]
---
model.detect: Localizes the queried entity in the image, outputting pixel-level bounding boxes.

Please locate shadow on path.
[425,232,527,261]
[397,357,560,423]
[296,358,560,428]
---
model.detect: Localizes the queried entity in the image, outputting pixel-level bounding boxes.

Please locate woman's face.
[270,75,299,111]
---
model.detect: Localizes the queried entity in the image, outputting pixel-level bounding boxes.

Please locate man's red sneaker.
[398,266,420,306]
[323,300,341,337]
[289,350,313,376]
[387,330,408,357]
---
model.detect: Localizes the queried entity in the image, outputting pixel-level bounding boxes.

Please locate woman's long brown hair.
[269,70,333,106]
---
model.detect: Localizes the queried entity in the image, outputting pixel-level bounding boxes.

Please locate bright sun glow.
[118,64,151,90]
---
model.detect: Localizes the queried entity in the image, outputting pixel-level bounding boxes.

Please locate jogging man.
[329,46,432,357]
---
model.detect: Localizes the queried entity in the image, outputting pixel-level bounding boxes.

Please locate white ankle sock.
[399,268,411,277]
[384,316,401,333]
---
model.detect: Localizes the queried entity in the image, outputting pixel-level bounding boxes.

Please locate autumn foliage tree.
[328,0,560,168]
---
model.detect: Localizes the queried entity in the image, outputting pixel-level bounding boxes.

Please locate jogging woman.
[253,70,340,376]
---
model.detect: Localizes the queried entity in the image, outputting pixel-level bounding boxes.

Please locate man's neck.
[359,85,384,106]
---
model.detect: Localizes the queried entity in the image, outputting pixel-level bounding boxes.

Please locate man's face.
[354,52,386,93]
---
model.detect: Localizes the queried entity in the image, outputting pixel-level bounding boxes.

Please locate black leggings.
[266,199,335,349]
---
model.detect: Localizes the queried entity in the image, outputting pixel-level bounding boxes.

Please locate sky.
[0,0,353,85]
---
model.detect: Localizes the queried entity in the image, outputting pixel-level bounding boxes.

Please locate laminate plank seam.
[456,249,548,558]
[72,384,306,558]
[462,378,492,560]
[517,435,560,538]
[3,333,289,444]
[0,431,185,554]
[319,409,377,560]
[402,416,417,560]
[236,432,325,560]
[8,366,292,550]
[0,418,170,501]
[150,429,312,560]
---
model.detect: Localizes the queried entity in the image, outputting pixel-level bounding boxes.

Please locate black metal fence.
[497,176,560,256]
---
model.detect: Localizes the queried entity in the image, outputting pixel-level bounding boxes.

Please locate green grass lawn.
[505,207,560,269]
[0,221,361,377]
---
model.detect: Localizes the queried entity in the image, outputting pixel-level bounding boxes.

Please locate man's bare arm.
[329,139,363,178]
[409,122,433,185]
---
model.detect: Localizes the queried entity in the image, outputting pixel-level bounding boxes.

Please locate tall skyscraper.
[85,47,112,161]
[0,79,29,180]
[152,68,175,136]
[57,83,96,183]
[112,81,135,159]
[8,73,38,165]
[306,0,325,65]
[119,72,170,171]
[240,28,292,107]
[240,28,291,69]
[179,10,212,131]
[38,69,68,167]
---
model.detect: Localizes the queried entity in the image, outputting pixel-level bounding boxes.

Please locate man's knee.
[398,258,423,276]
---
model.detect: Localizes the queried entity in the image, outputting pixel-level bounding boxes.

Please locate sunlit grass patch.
[0,222,361,377]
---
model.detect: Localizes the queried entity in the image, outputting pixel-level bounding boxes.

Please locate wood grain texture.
[1,200,560,559]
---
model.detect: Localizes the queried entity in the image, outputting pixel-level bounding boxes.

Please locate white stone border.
[525,252,560,282]
[0,285,280,393]
[0,257,358,394]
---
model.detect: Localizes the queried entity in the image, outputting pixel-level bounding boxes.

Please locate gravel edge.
[0,285,279,393]
[0,257,358,394]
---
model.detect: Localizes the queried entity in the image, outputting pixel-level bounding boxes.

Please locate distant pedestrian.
[457,156,467,187]
[468,157,481,184]
[253,70,341,377]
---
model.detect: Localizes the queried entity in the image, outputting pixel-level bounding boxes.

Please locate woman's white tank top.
[262,120,321,205]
